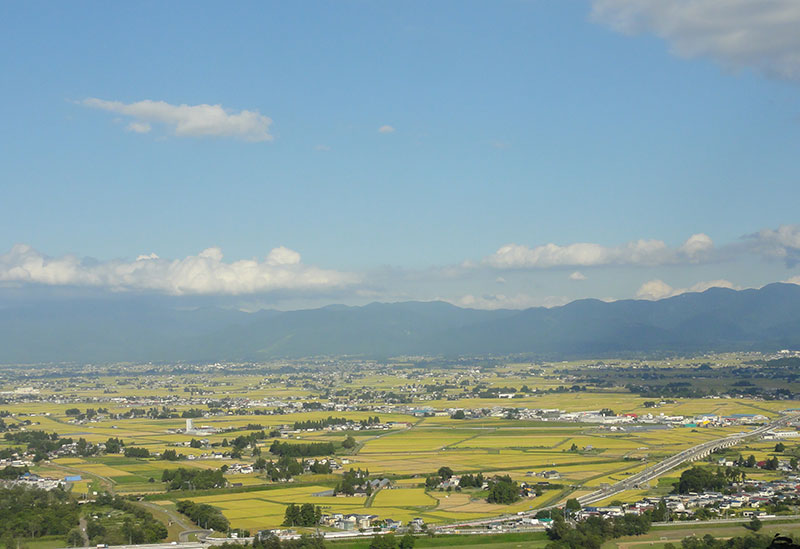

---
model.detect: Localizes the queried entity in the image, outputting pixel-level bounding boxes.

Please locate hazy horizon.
[2,1,800,311]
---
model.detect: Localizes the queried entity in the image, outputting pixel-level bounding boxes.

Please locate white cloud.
[451,293,570,310]
[679,233,714,260]
[747,224,800,266]
[785,275,800,285]
[83,98,273,141]
[0,244,356,296]
[591,0,800,80]
[569,271,587,281]
[126,121,151,134]
[265,246,301,266]
[485,234,712,269]
[378,125,396,134]
[635,278,737,300]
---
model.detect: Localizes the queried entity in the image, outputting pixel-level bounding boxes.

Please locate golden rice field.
[6,358,799,533]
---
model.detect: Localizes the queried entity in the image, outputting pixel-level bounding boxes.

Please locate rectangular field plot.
[371,488,437,507]
[358,432,474,453]
[451,435,570,449]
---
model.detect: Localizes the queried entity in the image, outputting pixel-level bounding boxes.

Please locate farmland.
[1,354,799,538]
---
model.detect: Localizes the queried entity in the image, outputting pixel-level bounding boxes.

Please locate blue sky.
[1,0,800,309]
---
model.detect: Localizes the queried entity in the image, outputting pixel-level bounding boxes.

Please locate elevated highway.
[441,412,799,529]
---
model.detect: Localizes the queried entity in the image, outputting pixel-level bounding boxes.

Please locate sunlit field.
[1,355,797,533]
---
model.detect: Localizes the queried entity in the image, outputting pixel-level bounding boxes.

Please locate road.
[134,501,212,542]
[55,413,798,547]
[440,412,799,529]
[576,412,798,507]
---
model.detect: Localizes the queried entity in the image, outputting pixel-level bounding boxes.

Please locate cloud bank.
[485,233,713,269]
[83,98,273,141]
[746,224,800,267]
[591,0,800,80]
[0,245,355,295]
[635,278,738,300]
[451,293,570,310]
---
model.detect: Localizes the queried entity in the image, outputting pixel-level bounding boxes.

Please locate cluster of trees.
[3,430,73,461]
[334,468,370,495]
[269,440,335,457]
[546,509,651,549]
[64,407,108,421]
[457,472,485,489]
[342,435,357,449]
[761,456,782,471]
[726,451,797,471]
[424,466,455,488]
[123,446,151,458]
[161,467,227,491]
[0,465,29,479]
[72,437,102,457]
[161,449,180,461]
[104,437,124,453]
[486,475,520,504]
[667,532,796,549]
[282,503,322,526]
[675,467,742,494]
[79,494,168,546]
[254,455,303,481]
[307,459,333,474]
[176,500,230,531]
[252,533,327,549]
[292,416,379,431]
[229,431,268,450]
[181,409,206,418]
[368,533,416,549]
[0,486,79,541]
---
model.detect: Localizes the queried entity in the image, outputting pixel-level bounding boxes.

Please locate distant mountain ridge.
[1,283,799,363]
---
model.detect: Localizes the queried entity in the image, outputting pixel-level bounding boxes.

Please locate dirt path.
[78,517,90,546]
[134,500,211,542]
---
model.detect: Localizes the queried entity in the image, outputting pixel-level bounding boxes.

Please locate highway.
[440,412,799,529]
[576,412,798,506]
[54,413,798,547]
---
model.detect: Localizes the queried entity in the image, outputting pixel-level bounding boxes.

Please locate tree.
[652,499,669,522]
[565,498,581,516]
[790,457,798,471]
[774,442,786,453]
[746,455,757,468]
[450,410,465,420]
[299,503,317,526]
[486,475,520,504]
[437,466,453,480]
[66,529,84,547]
[282,504,301,527]
[398,533,415,549]
[675,467,725,494]
[342,435,357,449]
[746,516,762,532]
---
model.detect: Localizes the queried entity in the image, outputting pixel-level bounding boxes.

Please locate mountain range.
[1,283,799,363]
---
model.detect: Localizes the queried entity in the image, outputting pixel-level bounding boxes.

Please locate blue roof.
[65,475,82,482]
